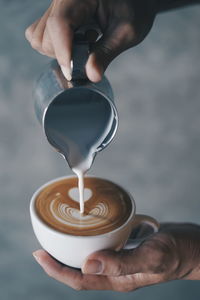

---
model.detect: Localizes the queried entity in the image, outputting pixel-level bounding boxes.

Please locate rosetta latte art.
[50,197,109,228]
[35,177,132,236]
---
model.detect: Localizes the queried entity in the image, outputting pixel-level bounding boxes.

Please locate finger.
[47,16,73,80]
[25,19,39,43]
[29,4,53,52]
[32,250,165,292]
[86,22,136,82]
[25,20,46,55]
[82,249,140,276]
[47,0,97,81]
[32,250,111,290]
[42,27,56,58]
[82,238,168,276]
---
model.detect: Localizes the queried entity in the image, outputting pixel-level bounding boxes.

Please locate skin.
[25,0,199,82]
[26,0,200,291]
[33,223,200,291]
[25,0,157,82]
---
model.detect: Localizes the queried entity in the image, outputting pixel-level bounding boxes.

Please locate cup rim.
[30,175,136,238]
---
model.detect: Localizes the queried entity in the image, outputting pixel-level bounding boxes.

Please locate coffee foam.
[35,177,132,236]
[50,197,109,228]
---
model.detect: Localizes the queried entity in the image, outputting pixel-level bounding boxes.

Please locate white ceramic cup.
[30,176,159,268]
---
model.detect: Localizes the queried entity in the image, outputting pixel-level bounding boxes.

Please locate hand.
[33,223,200,291]
[25,0,157,82]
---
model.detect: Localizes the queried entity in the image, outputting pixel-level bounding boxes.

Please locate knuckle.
[30,37,41,51]
[102,251,128,276]
[45,269,55,279]
[122,22,136,38]
[142,236,176,273]
[73,283,84,291]
[104,253,125,276]
[113,263,123,276]
[25,27,32,40]
[116,22,136,46]
[70,273,85,291]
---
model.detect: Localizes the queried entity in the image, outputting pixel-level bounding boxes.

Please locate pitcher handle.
[71,22,101,81]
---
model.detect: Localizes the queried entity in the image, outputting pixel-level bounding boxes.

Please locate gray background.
[0,0,200,299]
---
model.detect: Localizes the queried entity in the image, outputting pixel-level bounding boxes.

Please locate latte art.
[35,177,132,236]
[50,198,109,228]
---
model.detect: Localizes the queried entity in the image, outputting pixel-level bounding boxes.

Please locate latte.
[35,177,132,236]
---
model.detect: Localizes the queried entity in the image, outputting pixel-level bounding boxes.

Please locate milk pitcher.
[33,26,118,171]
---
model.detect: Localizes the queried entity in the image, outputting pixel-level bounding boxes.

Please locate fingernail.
[32,252,41,264]
[61,65,72,81]
[82,259,102,274]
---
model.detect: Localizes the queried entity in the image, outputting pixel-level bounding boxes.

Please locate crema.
[35,177,132,236]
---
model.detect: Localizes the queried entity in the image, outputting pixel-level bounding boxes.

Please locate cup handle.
[124,214,160,250]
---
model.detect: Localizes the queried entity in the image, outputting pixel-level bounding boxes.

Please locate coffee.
[35,177,132,236]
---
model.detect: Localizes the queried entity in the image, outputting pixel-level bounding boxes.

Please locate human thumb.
[82,247,146,276]
[85,23,135,83]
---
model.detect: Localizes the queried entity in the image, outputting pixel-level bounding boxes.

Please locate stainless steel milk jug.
[33,25,118,169]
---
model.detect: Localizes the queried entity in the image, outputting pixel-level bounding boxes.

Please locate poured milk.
[44,88,116,213]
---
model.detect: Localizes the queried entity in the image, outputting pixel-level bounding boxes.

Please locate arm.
[33,223,200,291]
[157,0,200,12]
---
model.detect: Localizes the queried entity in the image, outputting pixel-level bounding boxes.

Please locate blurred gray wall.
[0,0,200,299]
